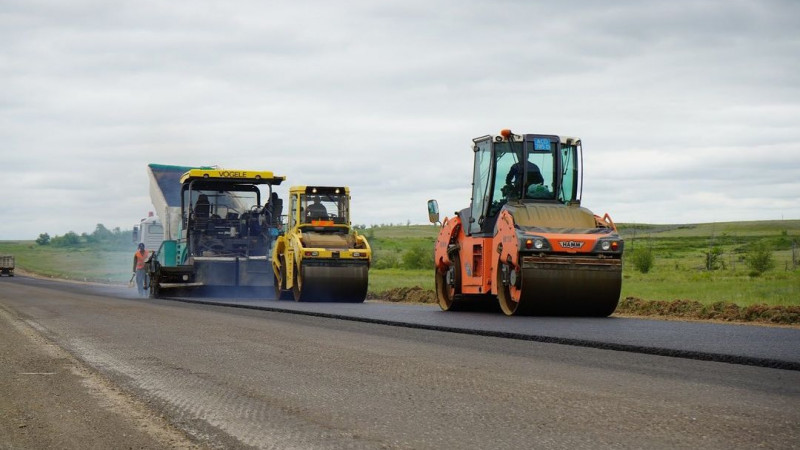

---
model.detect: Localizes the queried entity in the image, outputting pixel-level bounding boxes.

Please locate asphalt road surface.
[1,276,799,449]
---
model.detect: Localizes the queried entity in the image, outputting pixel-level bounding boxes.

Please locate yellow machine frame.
[272,186,371,301]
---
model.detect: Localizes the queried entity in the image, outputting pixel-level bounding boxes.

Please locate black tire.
[292,262,304,302]
[273,259,293,300]
[435,253,461,311]
[496,259,522,316]
[273,272,282,299]
[149,270,161,299]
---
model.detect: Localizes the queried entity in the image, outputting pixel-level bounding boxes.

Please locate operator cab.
[288,186,350,232]
[467,130,582,236]
[180,169,285,258]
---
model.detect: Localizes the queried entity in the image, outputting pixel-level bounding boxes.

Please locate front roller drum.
[497,257,622,316]
[294,262,369,303]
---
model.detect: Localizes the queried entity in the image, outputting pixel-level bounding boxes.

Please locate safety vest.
[134,250,147,270]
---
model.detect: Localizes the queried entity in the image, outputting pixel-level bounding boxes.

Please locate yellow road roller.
[272,186,371,302]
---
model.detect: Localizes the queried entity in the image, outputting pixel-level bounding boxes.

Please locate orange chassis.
[434,209,618,301]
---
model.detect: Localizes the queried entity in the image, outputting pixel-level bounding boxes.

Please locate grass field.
[0,241,133,283]
[617,221,799,307]
[364,221,800,307]
[2,220,798,309]
[368,269,433,292]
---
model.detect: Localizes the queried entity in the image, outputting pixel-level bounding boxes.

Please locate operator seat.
[195,194,211,219]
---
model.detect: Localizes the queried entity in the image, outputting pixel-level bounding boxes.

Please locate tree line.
[35,224,133,251]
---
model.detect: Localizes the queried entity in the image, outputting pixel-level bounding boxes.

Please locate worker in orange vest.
[132,243,149,297]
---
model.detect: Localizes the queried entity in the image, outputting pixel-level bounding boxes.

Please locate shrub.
[631,247,654,274]
[705,246,723,270]
[746,241,775,276]
[402,246,433,270]
[35,233,51,245]
[372,252,400,269]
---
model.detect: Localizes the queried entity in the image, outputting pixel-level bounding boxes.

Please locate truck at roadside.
[132,211,164,252]
[0,255,15,276]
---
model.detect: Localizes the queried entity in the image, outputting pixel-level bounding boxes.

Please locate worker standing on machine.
[132,243,149,297]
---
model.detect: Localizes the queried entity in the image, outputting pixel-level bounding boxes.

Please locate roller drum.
[295,260,369,303]
[504,256,622,316]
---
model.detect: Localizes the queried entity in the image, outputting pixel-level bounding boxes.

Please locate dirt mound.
[617,297,800,325]
[369,287,436,304]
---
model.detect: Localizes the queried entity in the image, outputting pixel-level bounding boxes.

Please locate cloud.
[1,0,799,239]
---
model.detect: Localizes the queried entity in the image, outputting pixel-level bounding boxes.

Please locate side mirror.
[427,199,440,224]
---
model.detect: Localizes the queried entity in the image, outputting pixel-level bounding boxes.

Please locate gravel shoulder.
[0,305,198,450]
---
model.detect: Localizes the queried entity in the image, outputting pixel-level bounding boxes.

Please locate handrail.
[148,240,166,266]
[602,213,617,232]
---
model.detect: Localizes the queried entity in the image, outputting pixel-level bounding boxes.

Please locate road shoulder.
[0,305,198,449]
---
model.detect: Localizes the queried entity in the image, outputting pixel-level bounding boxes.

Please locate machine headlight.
[598,240,621,252]
[521,234,549,251]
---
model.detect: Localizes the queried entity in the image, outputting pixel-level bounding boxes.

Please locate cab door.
[460,138,494,294]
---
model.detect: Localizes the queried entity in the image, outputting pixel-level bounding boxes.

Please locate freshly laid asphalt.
[12,276,800,370]
[168,295,800,370]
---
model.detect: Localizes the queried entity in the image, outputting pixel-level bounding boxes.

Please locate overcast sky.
[2,0,799,240]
